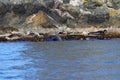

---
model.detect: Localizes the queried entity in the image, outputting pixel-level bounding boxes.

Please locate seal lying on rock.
[88,30,107,35]
[88,30,107,39]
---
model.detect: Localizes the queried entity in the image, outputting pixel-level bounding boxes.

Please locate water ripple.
[0,40,120,80]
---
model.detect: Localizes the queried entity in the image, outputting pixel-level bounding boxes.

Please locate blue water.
[0,39,120,80]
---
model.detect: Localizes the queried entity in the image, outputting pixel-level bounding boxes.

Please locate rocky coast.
[0,0,120,42]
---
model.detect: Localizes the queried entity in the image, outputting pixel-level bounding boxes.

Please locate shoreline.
[0,27,120,42]
[0,1,119,42]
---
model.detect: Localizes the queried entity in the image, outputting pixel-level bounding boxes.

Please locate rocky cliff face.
[0,0,119,42]
[0,0,119,29]
[63,0,120,27]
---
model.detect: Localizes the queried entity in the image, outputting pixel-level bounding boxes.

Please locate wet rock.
[21,35,44,42]
[44,35,62,41]
[0,30,44,42]
[51,35,62,41]
[0,37,7,41]
[5,34,21,41]
[0,32,21,41]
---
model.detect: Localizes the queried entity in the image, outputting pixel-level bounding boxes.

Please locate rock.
[0,32,22,41]
[26,11,47,26]
[26,31,40,36]
[47,9,67,24]
[81,31,89,36]
[0,2,12,25]
[5,34,21,41]
[24,3,39,16]
[51,35,62,41]
[80,9,92,15]
[109,15,120,27]
[63,0,70,4]
[25,10,61,28]
[0,0,120,41]
[87,7,110,24]
[0,26,19,34]
[43,0,54,8]
[109,9,120,17]
[0,33,11,37]
[112,0,120,9]
[21,35,43,42]
[69,0,83,7]
[12,3,26,16]
[0,2,11,16]
[85,0,102,9]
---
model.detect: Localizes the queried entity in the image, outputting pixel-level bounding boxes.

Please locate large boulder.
[26,11,47,26]
[25,10,58,28]
[87,7,109,24]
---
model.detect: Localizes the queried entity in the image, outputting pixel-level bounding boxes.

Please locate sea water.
[0,39,120,80]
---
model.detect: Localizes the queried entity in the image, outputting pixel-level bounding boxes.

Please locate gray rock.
[112,0,120,9]
[43,0,54,8]
[87,7,110,24]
